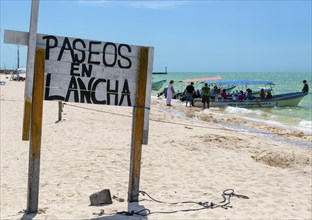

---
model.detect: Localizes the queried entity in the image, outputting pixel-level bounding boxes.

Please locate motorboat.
[192,80,308,108]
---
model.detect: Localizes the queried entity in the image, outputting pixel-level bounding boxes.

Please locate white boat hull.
[193,92,307,108]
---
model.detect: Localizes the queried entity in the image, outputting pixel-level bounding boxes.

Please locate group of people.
[166,81,211,109]
[165,79,309,107]
[182,82,212,109]
[237,88,272,101]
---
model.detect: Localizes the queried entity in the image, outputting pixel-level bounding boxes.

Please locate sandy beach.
[1,74,311,219]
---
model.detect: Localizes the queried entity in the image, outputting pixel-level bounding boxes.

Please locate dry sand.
[1,74,311,219]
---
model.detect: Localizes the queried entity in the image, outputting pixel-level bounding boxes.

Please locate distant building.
[0,69,14,75]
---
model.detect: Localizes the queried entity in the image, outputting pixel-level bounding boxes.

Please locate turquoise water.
[152,72,312,134]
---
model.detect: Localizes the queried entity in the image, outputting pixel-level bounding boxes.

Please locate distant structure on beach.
[0,69,14,75]
[153,66,167,74]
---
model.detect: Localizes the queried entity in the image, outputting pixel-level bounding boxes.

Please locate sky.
[0,0,311,72]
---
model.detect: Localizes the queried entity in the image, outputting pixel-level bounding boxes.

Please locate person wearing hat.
[302,80,309,94]
[166,80,175,106]
[201,83,211,109]
[184,82,195,107]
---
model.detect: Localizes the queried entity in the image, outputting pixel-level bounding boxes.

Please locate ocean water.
[151,72,312,135]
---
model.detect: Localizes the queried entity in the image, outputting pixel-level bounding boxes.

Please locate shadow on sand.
[90,202,148,220]
[21,212,36,220]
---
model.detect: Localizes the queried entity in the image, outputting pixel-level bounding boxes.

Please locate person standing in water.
[166,80,175,106]
[201,83,210,109]
[184,82,195,107]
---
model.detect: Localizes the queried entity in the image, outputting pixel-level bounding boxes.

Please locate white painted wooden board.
[4,29,154,107]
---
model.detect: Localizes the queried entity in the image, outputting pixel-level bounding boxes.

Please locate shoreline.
[151,97,312,143]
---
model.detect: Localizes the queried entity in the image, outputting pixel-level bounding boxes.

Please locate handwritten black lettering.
[77,77,95,103]
[91,79,107,104]
[41,35,138,107]
[70,63,80,76]
[43,35,58,60]
[106,80,118,105]
[119,79,131,106]
[43,35,133,69]
[65,76,79,102]
[73,38,86,63]
[58,37,75,62]
[118,44,132,69]
[88,41,101,65]
[45,73,65,101]
[81,64,92,77]
[103,42,117,67]
[45,75,132,106]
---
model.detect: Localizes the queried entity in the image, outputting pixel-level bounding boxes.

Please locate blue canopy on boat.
[204,80,275,86]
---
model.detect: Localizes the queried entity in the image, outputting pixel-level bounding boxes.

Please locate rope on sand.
[116,189,249,216]
[64,103,132,118]
[63,103,233,132]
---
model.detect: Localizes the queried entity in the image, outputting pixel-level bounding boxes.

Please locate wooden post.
[26,48,45,213]
[58,101,63,121]
[142,47,154,145]
[22,0,40,141]
[128,47,149,202]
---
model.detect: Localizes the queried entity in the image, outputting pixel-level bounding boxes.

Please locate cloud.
[78,0,111,7]
[78,0,189,9]
[128,1,188,10]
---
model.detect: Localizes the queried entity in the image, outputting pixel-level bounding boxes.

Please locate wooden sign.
[5,30,153,106]
[4,27,153,211]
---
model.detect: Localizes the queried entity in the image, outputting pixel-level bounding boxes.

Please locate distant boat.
[153,72,167,75]
[179,76,222,83]
[152,79,166,91]
[193,92,308,108]
[192,80,308,108]
[153,66,168,75]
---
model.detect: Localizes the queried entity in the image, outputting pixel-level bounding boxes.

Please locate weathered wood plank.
[43,73,138,89]
[142,47,154,145]
[27,48,45,213]
[43,73,137,106]
[43,49,139,69]
[22,0,39,141]
[22,99,32,141]
[58,101,63,121]
[128,47,148,202]
[4,30,29,45]
[44,57,139,76]
[45,90,136,107]
[4,29,141,56]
